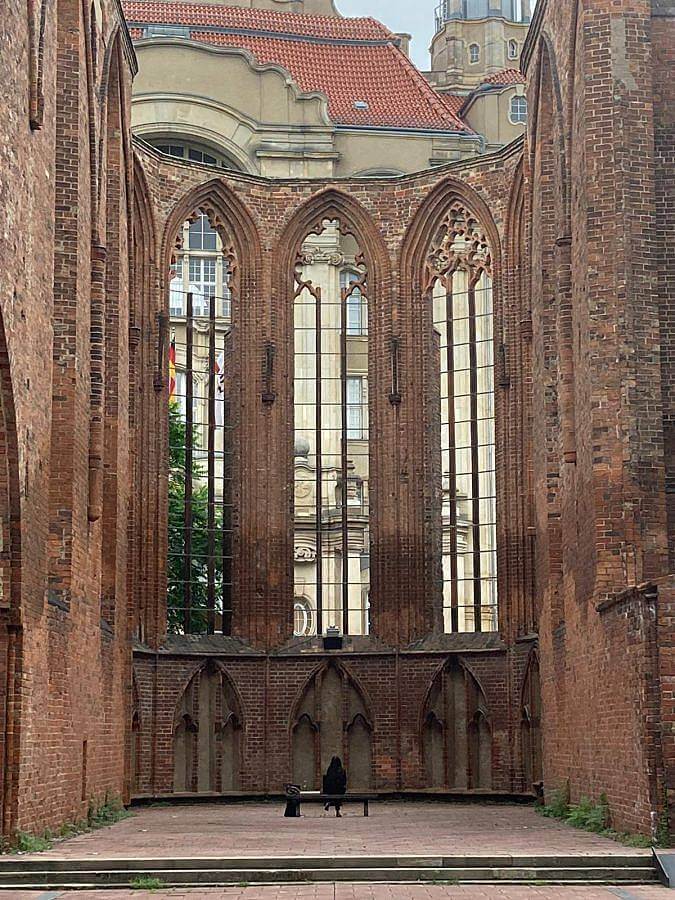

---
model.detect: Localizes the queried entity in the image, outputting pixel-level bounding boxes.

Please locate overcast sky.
[334,0,436,70]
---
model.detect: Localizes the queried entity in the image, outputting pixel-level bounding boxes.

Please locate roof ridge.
[123,1,394,38]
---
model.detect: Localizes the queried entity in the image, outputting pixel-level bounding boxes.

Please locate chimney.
[395,33,412,57]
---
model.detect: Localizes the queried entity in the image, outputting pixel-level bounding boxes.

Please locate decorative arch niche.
[172,660,243,793]
[422,659,493,790]
[521,652,542,790]
[291,662,373,790]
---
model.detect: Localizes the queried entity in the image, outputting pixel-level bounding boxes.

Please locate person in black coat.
[322,756,347,817]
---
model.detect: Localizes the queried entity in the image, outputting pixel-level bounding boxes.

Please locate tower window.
[508,40,518,60]
[509,95,528,124]
[469,44,481,65]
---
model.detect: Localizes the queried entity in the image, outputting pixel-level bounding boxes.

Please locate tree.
[167,403,224,633]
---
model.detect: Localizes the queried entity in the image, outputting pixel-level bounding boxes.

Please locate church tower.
[429,0,531,93]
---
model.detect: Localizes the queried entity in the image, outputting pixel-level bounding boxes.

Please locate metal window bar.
[340,281,349,636]
[168,285,235,634]
[184,291,194,635]
[444,281,460,633]
[468,279,483,632]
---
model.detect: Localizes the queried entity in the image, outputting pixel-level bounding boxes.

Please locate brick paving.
[6,802,652,861]
[0,886,671,899]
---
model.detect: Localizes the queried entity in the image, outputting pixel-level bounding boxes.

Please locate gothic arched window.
[167,207,236,635]
[427,202,497,634]
[293,220,370,637]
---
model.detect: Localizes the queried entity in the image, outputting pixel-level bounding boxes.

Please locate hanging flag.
[215,350,225,427]
[168,336,177,403]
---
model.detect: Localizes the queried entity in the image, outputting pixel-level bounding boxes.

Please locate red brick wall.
[0,0,138,836]
[1,0,674,842]
[523,0,674,835]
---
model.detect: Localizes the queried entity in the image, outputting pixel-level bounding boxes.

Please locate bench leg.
[364,799,369,817]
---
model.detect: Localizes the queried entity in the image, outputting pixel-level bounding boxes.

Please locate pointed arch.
[161,179,261,638]
[290,659,374,790]
[172,660,244,793]
[421,658,493,790]
[399,178,503,636]
[161,178,262,287]
[277,189,391,639]
[130,154,164,647]
[400,177,502,284]
[275,188,391,289]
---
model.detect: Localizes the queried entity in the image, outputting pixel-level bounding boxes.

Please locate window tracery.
[427,202,497,634]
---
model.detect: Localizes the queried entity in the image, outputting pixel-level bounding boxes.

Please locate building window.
[293,598,315,637]
[294,219,370,638]
[509,95,528,124]
[469,44,481,64]
[148,138,239,171]
[428,202,497,635]
[170,215,232,320]
[347,377,367,440]
[342,271,368,336]
[508,40,518,60]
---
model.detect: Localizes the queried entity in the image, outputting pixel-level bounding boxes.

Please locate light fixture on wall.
[323,626,343,651]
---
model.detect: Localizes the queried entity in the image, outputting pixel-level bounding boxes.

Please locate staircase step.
[0,861,659,889]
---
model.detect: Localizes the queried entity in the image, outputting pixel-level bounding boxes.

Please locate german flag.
[168,335,177,402]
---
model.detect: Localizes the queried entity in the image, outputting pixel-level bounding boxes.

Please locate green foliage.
[539,784,570,820]
[657,787,671,848]
[618,832,655,849]
[15,831,53,852]
[537,785,657,847]
[168,403,228,634]
[131,876,166,890]
[565,794,609,833]
[88,794,132,829]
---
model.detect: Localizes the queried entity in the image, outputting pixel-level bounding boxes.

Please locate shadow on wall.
[423,659,492,789]
[173,660,243,792]
[292,662,373,791]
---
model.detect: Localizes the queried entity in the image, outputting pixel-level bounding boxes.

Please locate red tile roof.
[480,68,526,86]
[122,1,470,132]
[438,94,466,118]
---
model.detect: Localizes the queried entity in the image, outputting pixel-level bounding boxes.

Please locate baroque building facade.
[0,0,674,847]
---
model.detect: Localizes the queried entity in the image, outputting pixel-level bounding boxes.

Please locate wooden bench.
[285,791,376,817]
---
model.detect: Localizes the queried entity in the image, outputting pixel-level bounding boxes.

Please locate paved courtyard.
[8,801,655,861]
[3,802,668,897]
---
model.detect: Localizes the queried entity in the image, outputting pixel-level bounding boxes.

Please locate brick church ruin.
[0,0,673,843]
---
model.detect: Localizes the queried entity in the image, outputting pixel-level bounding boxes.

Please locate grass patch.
[88,794,132,830]
[537,787,660,848]
[15,831,53,853]
[4,794,132,855]
[130,876,166,890]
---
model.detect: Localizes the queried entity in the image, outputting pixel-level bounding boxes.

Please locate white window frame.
[469,43,481,65]
[347,376,368,441]
[293,598,315,637]
[509,95,528,125]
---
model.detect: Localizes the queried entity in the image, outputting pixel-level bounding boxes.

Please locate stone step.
[0,853,654,871]
[0,860,660,889]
